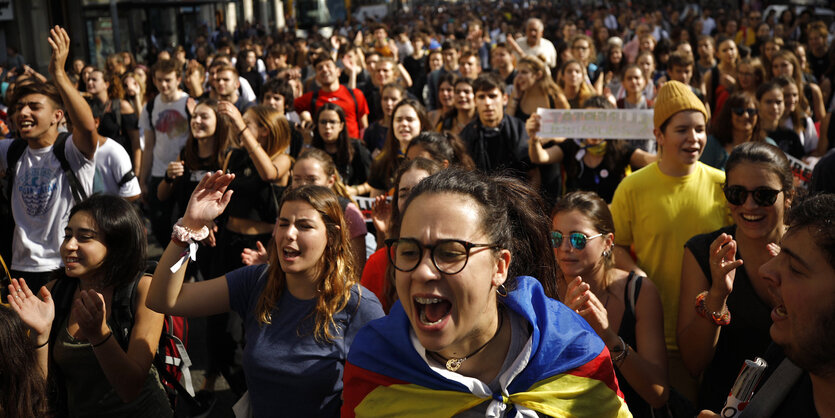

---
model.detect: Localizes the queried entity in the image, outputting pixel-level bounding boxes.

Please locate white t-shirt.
[93,137,141,198]
[514,36,557,68]
[140,92,190,178]
[0,136,96,272]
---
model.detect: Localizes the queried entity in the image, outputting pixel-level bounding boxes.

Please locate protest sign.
[536,108,654,140]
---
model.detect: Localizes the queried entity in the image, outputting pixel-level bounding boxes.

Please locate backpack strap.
[117,170,136,188]
[144,96,157,130]
[4,138,28,201]
[52,132,88,204]
[112,260,158,350]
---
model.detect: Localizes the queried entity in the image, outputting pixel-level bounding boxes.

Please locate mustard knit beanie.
[653,80,708,130]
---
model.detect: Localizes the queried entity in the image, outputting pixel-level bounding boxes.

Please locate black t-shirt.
[686,225,774,412]
[460,115,531,177]
[320,138,371,186]
[768,127,805,159]
[556,140,636,203]
[807,50,829,83]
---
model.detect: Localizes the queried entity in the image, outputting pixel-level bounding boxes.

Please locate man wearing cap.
[610,80,731,399]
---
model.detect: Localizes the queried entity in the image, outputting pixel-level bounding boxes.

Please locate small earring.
[602,250,610,258]
[496,284,508,297]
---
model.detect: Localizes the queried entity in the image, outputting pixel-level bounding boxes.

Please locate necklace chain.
[431,307,505,372]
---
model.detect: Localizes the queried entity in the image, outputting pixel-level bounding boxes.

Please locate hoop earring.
[496,284,508,297]
[602,249,610,258]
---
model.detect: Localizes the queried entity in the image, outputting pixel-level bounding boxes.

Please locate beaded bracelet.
[695,291,731,326]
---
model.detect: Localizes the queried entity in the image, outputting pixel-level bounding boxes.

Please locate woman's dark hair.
[405,131,476,170]
[0,306,48,418]
[184,98,234,170]
[756,79,783,101]
[67,194,147,288]
[436,72,459,107]
[551,191,616,289]
[725,141,793,196]
[711,90,758,145]
[371,99,429,191]
[312,102,354,170]
[396,168,559,299]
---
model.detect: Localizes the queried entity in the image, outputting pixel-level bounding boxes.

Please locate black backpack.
[48,262,207,413]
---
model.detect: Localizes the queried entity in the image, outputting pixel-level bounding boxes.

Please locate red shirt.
[360,248,390,313]
[293,85,369,139]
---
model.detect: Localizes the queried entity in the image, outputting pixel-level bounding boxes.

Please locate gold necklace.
[430,307,505,372]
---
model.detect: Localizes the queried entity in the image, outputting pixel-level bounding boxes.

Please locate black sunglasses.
[550,231,603,250]
[731,107,757,117]
[723,185,784,206]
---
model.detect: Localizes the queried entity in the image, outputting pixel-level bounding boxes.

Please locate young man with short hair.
[139,58,194,246]
[293,55,369,139]
[425,41,461,110]
[459,73,530,177]
[610,81,730,399]
[212,65,254,112]
[0,26,102,289]
[458,51,482,80]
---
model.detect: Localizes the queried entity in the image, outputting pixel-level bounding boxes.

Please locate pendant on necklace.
[445,358,465,372]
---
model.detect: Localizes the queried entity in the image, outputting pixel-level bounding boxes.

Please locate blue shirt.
[227,264,384,417]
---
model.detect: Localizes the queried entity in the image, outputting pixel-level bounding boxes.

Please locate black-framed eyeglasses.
[723,185,785,207]
[384,238,499,275]
[731,107,757,117]
[551,231,603,250]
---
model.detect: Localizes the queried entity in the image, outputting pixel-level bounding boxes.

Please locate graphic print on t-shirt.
[154,109,189,139]
[18,165,61,216]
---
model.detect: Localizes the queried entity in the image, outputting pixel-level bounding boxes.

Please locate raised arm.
[147,171,234,317]
[7,278,54,379]
[677,234,742,377]
[525,114,564,164]
[47,26,101,159]
[217,101,290,182]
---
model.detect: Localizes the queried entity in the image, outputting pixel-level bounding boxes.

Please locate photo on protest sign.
[536,108,654,140]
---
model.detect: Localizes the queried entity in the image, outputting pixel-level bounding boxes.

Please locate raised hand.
[217,101,246,132]
[709,233,743,297]
[7,278,54,338]
[241,241,268,266]
[370,195,392,238]
[576,289,614,343]
[73,289,109,343]
[564,276,591,312]
[47,26,70,76]
[182,171,235,229]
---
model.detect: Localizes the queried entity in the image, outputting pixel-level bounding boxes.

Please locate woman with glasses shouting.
[342,169,630,417]
[678,142,793,412]
[552,191,669,416]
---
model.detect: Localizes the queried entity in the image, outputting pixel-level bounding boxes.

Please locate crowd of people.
[1,1,835,416]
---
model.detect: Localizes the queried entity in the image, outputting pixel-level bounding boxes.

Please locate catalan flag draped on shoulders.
[342,276,631,417]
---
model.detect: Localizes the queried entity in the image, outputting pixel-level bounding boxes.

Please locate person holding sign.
[610,80,731,401]
[526,96,656,202]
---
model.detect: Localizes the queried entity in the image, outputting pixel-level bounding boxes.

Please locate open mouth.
[282,247,301,259]
[415,296,452,326]
[740,213,765,222]
[65,256,80,264]
[19,120,35,129]
[772,304,787,320]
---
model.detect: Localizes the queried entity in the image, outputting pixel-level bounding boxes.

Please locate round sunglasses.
[550,231,603,250]
[723,185,785,207]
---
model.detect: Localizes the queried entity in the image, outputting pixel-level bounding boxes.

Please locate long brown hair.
[244,105,291,158]
[257,186,358,342]
[370,99,430,191]
[0,307,48,418]
[519,55,568,109]
[184,98,235,170]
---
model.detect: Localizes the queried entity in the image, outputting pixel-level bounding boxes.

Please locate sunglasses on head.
[731,107,757,117]
[550,231,603,250]
[723,185,784,206]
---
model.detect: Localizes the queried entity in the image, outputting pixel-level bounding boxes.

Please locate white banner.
[536,108,654,140]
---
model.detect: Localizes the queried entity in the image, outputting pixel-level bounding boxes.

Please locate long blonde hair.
[518,56,567,108]
[257,186,358,342]
[243,105,291,157]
